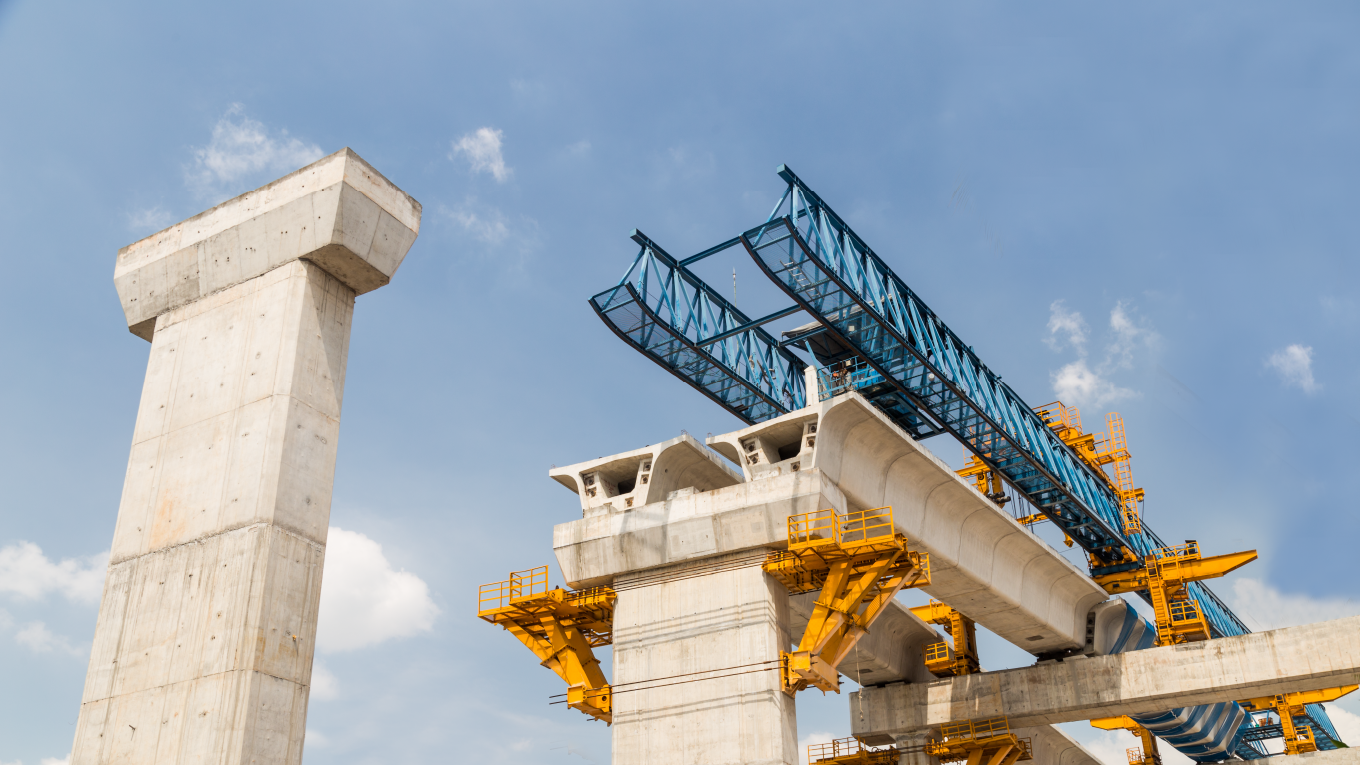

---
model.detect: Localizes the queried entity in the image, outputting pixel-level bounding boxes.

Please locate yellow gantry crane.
[1092,542,1256,645]
[927,717,1033,765]
[911,600,980,677]
[762,506,931,695]
[477,566,616,723]
[1238,686,1358,755]
[1091,716,1162,765]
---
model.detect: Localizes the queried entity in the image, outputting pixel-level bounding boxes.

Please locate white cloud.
[316,527,438,652]
[1231,577,1360,631]
[798,731,834,765]
[1265,344,1319,394]
[1052,359,1138,409]
[1045,300,1088,352]
[447,202,511,246]
[1045,302,1153,409]
[127,206,173,234]
[40,754,70,765]
[450,127,511,182]
[0,542,106,603]
[1106,302,1156,370]
[305,729,330,748]
[1328,707,1360,746]
[15,621,85,656]
[310,658,340,700]
[186,104,323,200]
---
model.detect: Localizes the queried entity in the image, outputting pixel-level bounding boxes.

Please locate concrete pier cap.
[114,147,421,341]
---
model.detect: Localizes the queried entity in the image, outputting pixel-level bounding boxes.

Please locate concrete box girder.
[848,615,1360,739]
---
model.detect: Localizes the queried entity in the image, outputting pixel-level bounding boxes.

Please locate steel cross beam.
[588,229,806,424]
[739,165,1249,639]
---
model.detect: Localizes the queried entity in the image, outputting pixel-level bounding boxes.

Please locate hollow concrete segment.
[708,394,1108,656]
[848,616,1360,739]
[611,551,797,765]
[73,153,418,765]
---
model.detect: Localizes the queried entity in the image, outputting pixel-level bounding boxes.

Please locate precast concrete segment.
[75,156,418,765]
[847,616,1360,740]
[708,394,1109,655]
[550,434,744,517]
[611,551,798,765]
[114,148,420,341]
[1011,725,1105,765]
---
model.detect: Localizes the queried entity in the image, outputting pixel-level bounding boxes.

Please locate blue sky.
[2,2,1360,763]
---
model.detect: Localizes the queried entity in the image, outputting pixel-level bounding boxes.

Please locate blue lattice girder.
[588,230,806,425]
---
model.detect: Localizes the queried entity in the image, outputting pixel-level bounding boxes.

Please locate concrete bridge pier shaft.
[70,149,419,765]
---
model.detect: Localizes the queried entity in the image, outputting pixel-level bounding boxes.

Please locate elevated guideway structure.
[583,166,1345,760]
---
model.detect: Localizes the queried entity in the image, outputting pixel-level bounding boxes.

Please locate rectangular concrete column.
[611,551,798,765]
[71,149,419,765]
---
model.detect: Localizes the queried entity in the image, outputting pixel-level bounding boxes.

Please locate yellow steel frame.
[478,566,616,724]
[911,600,979,677]
[1093,542,1257,645]
[763,507,931,695]
[808,736,900,764]
[927,717,1033,765]
[1239,686,1358,755]
[1033,403,1145,537]
[1092,716,1161,765]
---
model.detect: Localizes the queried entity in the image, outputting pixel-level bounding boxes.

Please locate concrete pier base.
[611,551,797,765]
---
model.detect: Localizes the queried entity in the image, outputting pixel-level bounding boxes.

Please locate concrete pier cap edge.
[114,147,422,341]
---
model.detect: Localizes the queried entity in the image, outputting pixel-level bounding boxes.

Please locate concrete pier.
[611,552,798,765]
[849,615,1360,740]
[71,150,419,765]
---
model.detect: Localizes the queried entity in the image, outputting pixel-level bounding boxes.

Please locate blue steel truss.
[589,230,806,425]
[739,165,1251,638]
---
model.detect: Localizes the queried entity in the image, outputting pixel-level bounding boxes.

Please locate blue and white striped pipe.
[1092,600,1247,762]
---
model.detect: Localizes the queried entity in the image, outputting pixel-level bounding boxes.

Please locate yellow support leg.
[479,567,616,724]
[764,507,931,696]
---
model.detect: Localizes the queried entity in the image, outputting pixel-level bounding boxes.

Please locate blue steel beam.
[588,230,806,424]
[740,165,1250,639]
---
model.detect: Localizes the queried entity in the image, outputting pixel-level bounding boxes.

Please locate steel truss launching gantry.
[591,164,1247,640]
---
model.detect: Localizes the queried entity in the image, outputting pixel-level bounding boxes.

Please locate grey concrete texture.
[708,394,1108,655]
[1012,725,1104,765]
[553,393,1106,656]
[848,615,1360,739]
[611,552,798,765]
[114,148,421,340]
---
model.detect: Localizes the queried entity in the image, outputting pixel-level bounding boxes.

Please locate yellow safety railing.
[924,641,953,665]
[840,506,895,546]
[1168,599,1201,625]
[789,509,838,548]
[1126,747,1144,765]
[938,716,1012,742]
[808,736,867,761]
[478,565,549,613]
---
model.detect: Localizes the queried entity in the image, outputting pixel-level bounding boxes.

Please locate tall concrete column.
[611,552,798,765]
[71,149,419,765]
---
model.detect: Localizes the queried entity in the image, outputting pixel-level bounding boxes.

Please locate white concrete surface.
[790,594,938,687]
[114,148,420,340]
[848,615,1360,739]
[74,156,418,765]
[708,394,1108,655]
[611,551,797,765]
